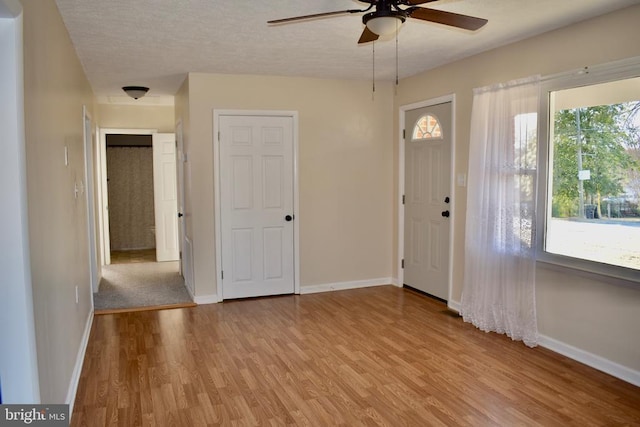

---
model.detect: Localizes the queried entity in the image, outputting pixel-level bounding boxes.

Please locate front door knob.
[285,215,293,222]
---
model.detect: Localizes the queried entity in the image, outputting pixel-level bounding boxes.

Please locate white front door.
[403,102,452,300]
[219,114,295,299]
[153,133,179,262]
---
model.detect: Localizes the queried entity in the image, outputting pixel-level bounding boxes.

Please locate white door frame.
[398,95,456,305]
[213,110,300,302]
[98,128,157,264]
[82,106,99,294]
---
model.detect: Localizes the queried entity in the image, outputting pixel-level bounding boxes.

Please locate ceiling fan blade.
[400,0,439,5]
[358,26,379,44]
[268,9,359,24]
[408,7,488,31]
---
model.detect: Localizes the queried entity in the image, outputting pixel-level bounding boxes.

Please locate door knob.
[285,215,293,222]
[444,197,450,203]
[441,210,450,217]
[178,212,184,218]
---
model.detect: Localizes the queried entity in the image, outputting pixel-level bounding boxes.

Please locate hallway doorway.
[94,129,189,313]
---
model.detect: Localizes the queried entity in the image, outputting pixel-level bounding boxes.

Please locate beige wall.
[179,74,394,297]
[97,103,175,132]
[394,5,640,371]
[22,1,95,402]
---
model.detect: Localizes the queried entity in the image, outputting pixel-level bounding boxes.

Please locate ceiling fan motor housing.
[362,1,408,36]
[362,9,407,26]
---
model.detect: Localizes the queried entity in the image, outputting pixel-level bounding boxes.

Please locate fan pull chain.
[372,41,376,100]
[395,20,399,95]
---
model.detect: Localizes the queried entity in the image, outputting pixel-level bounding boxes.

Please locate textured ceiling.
[55,0,639,103]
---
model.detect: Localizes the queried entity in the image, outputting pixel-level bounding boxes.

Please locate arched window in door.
[412,114,443,140]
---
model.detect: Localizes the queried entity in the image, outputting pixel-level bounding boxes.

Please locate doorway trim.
[98,127,157,266]
[398,94,456,305]
[82,106,99,294]
[213,109,300,302]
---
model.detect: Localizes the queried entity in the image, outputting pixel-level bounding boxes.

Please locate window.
[540,71,640,281]
[412,114,442,140]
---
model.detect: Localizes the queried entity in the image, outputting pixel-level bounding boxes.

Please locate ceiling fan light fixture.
[366,15,404,36]
[122,86,149,99]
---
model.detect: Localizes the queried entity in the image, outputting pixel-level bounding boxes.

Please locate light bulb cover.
[366,16,403,36]
[122,86,149,99]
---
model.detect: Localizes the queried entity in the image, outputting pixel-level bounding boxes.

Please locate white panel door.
[404,102,452,300]
[176,121,193,293]
[219,115,294,299]
[153,133,179,262]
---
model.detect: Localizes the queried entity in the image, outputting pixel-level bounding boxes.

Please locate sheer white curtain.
[461,76,540,347]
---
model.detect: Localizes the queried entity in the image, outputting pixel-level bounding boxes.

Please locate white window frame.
[536,57,640,286]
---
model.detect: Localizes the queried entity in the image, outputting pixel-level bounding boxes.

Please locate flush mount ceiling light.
[122,86,149,99]
[363,11,405,36]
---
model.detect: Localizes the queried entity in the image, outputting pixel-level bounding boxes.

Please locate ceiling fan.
[268,0,488,44]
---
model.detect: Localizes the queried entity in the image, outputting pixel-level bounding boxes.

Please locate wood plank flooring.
[71,286,640,426]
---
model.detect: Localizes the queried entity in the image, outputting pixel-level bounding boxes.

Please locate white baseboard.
[438,301,638,386]
[300,278,393,295]
[182,280,218,305]
[538,334,640,387]
[184,280,195,301]
[66,308,94,414]
[194,294,219,304]
[447,299,461,313]
[390,277,402,287]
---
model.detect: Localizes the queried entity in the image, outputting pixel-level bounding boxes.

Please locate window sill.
[536,253,639,289]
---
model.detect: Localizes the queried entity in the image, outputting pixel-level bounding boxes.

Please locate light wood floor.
[71,286,640,426]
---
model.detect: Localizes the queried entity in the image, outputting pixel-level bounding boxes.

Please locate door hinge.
[403,129,406,139]
[218,131,221,141]
[401,259,404,269]
[221,271,224,280]
[402,195,405,205]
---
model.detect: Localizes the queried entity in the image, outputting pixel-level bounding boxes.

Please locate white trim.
[194,294,219,305]
[397,95,456,301]
[213,113,222,301]
[300,278,392,295]
[66,309,93,414]
[538,334,640,387]
[212,110,300,302]
[82,106,99,296]
[443,301,639,387]
[447,299,461,313]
